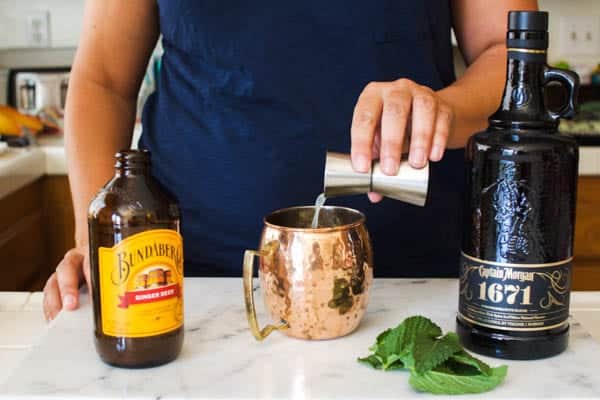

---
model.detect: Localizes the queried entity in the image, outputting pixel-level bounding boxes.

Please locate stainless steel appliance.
[8,67,70,115]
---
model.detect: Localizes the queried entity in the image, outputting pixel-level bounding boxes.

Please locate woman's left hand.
[350,78,455,202]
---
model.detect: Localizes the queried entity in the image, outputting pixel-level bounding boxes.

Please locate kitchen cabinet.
[0,176,74,291]
[573,176,600,290]
[0,179,46,291]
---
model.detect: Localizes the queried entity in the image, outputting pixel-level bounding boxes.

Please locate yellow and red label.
[98,229,184,338]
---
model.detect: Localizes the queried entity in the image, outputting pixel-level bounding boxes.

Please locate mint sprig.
[409,364,508,395]
[358,316,508,395]
[413,331,463,374]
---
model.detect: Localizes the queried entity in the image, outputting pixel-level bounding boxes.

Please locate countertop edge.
[0,137,598,200]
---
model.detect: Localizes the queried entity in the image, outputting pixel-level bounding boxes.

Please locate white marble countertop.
[1,278,599,399]
[0,291,47,385]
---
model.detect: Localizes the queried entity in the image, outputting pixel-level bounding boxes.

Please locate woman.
[43,0,538,320]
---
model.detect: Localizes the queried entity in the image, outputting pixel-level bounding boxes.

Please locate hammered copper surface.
[258,206,373,340]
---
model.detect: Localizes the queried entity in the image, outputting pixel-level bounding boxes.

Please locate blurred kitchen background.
[0,0,598,292]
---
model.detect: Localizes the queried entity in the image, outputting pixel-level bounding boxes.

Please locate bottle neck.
[114,150,152,177]
[489,26,556,131]
[489,52,555,131]
[115,165,151,177]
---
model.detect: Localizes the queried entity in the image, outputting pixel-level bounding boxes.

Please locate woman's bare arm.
[44,0,159,320]
[440,0,538,148]
[67,0,160,245]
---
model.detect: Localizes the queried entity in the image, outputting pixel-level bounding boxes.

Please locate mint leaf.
[371,328,398,359]
[413,332,462,374]
[449,350,492,376]
[409,365,508,395]
[358,354,404,371]
[401,316,442,340]
[357,315,509,395]
[381,354,404,371]
[366,328,398,369]
[357,354,383,369]
[363,316,441,370]
[384,360,405,371]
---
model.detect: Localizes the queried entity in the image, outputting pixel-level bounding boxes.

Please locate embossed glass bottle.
[89,150,184,368]
[456,11,580,360]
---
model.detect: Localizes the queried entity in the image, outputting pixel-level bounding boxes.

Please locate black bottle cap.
[508,11,548,32]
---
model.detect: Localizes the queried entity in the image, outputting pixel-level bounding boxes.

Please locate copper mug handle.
[243,241,288,341]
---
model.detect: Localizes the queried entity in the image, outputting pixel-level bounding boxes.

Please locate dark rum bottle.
[89,150,184,368]
[457,11,579,360]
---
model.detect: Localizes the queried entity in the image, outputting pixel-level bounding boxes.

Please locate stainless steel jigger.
[323,152,429,206]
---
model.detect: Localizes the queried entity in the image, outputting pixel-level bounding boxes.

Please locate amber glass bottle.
[457,11,579,360]
[89,150,184,368]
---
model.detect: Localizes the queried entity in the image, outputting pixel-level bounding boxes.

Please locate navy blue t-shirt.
[140,0,465,277]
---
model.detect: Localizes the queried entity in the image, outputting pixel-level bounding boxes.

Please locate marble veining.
[1,278,600,399]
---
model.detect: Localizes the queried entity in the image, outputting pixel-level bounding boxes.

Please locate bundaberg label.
[99,229,184,338]
[458,252,571,331]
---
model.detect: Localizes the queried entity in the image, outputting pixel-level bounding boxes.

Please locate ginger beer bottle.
[89,150,184,367]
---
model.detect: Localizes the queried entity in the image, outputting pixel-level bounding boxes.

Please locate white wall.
[0,0,83,49]
[539,0,600,64]
[0,0,598,66]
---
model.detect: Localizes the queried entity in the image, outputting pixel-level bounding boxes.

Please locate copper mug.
[243,206,373,341]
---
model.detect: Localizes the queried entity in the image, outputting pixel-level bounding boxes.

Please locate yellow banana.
[0,109,21,136]
[0,106,43,133]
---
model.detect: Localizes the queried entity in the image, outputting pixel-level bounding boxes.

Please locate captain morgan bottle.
[457,11,580,360]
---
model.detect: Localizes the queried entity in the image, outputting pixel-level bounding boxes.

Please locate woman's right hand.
[42,245,90,322]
